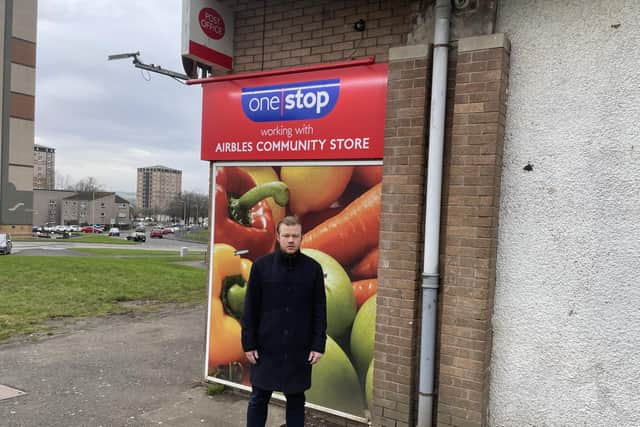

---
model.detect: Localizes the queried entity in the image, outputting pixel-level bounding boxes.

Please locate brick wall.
[226,0,416,72]
[436,34,510,427]
[373,45,430,427]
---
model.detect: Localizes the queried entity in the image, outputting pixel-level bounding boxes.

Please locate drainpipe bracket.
[421,274,439,289]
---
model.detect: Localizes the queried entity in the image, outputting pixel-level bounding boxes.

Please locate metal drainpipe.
[417,1,450,426]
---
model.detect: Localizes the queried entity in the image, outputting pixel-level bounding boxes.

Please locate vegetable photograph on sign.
[207,164,381,418]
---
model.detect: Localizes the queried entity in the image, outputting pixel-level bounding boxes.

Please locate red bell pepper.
[215,167,289,260]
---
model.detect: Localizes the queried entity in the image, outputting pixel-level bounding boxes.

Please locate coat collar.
[275,248,301,268]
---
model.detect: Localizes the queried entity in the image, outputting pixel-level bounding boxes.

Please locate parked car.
[69,225,80,232]
[126,231,146,242]
[150,228,164,238]
[161,227,174,235]
[0,233,12,255]
[81,226,102,233]
[108,227,120,237]
[135,225,146,232]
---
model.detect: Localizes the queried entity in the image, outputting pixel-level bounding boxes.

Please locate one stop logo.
[199,8,225,40]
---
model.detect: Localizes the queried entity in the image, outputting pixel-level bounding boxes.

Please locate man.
[241,216,327,427]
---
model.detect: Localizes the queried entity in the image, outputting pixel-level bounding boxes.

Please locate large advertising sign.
[206,164,381,420]
[200,61,388,161]
[200,60,387,421]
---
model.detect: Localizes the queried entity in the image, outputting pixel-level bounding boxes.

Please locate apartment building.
[33,144,55,190]
[32,190,132,227]
[0,0,38,236]
[61,192,131,226]
[136,165,182,213]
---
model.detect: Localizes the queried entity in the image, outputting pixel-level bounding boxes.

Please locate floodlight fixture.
[107,51,140,61]
[107,50,190,81]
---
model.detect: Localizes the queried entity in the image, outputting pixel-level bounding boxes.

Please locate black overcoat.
[241,250,327,394]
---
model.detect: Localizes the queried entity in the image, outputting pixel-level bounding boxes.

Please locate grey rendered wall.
[490,1,640,426]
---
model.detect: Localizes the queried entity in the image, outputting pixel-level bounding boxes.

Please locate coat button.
[283,329,289,335]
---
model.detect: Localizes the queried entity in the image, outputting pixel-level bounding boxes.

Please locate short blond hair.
[276,215,301,234]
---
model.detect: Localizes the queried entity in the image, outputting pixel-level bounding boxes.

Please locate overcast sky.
[35,0,208,194]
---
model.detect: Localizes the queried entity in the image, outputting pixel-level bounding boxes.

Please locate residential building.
[33,144,55,190]
[32,190,132,227]
[136,165,182,213]
[62,192,132,226]
[0,0,38,236]
[32,189,74,226]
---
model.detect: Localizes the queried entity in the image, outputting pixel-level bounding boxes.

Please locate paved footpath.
[0,306,285,427]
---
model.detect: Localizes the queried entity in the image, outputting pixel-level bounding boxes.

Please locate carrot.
[352,279,378,308]
[302,183,381,266]
[350,247,379,280]
[351,165,383,189]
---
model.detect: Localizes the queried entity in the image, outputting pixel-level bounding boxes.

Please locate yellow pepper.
[280,166,354,216]
[208,244,252,368]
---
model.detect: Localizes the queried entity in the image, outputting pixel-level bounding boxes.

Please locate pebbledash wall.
[489,1,640,426]
[220,1,639,426]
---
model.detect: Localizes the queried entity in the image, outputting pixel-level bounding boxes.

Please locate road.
[12,234,207,255]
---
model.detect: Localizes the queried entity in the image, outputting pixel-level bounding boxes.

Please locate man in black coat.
[241,215,327,427]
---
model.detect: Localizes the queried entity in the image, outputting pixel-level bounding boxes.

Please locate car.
[150,228,163,238]
[161,227,174,235]
[0,233,12,255]
[69,225,80,232]
[54,225,68,233]
[108,227,120,237]
[126,231,146,242]
[135,225,146,232]
[81,226,102,233]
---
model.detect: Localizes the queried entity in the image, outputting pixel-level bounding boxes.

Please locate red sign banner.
[199,61,388,161]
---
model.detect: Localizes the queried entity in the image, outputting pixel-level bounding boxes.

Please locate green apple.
[222,275,247,320]
[302,249,356,339]
[350,295,376,378]
[307,336,365,416]
[365,359,374,410]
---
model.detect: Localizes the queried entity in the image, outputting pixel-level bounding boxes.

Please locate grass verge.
[0,255,207,341]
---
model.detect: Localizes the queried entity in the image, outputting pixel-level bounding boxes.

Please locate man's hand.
[245,350,259,365]
[308,351,323,365]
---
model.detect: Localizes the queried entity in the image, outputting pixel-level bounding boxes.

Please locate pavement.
[0,306,288,427]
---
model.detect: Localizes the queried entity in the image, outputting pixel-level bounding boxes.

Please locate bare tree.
[164,191,209,224]
[73,177,104,192]
[55,172,73,190]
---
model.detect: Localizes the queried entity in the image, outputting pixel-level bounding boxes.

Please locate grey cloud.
[36,0,207,193]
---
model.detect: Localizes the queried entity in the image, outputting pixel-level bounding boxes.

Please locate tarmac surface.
[0,306,288,427]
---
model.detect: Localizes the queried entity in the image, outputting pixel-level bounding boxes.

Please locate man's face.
[277,224,302,255]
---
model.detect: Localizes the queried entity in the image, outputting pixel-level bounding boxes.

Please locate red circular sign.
[199,8,225,40]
